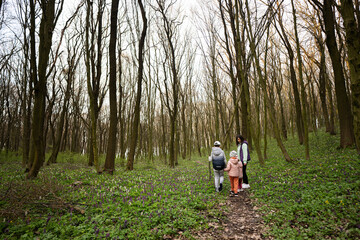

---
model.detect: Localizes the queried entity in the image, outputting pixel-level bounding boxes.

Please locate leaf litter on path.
[189,190,270,240]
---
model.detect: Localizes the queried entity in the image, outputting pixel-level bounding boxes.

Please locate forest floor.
[1,132,359,239]
[190,189,268,240]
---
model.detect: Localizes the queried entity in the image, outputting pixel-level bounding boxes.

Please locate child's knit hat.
[230,150,237,158]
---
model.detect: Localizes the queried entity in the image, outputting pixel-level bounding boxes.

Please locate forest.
[0,0,359,239]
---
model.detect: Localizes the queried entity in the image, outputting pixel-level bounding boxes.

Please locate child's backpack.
[212,149,225,170]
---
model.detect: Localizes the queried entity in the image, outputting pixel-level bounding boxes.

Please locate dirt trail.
[191,190,268,240]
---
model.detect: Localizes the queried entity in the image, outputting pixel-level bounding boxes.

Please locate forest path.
[190,189,269,240]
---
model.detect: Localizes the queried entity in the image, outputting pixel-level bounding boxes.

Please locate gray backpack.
[212,149,225,170]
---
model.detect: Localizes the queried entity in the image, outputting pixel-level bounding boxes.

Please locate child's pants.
[213,170,224,191]
[238,177,243,190]
[229,176,239,194]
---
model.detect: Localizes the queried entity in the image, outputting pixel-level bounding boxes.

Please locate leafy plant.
[249,131,360,239]
[0,152,227,239]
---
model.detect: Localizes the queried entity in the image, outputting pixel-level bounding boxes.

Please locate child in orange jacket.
[224,150,243,197]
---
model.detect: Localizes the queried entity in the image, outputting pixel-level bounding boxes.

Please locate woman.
[236,135,250,188]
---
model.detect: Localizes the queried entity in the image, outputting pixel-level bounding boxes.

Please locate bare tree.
[218,0,241,136]
[273,1,305,146]
[27,0,64,179]
[301,5,334,134]
[244,0,292,162]
[103,0,120,174]
[291,0,310,159]
[126,0,147,170]
[47,35,80,165]
[152,0,182,168]
[311,0,355,148]
[85,0,107,172]
[13,0,33,166]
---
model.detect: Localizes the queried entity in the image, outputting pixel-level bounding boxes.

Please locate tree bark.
[126,0,147,170]
[85,0,105,172]
[291,0,310,159]
[26,0,37,173]
[275,62,288,140]
[316,31,332,133]
[104,0,119,174]
[275,6,304,145]
[155,0,181,168]
[245,0,292,162]
[323,0,355,148]
[27,0,59,179]
[339,0,360,153]
[21,7,32,167]
[47,76,72,165]
[219,0,241,135]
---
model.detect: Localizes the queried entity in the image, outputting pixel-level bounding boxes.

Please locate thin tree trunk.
[275,70,288,140]
[291,0,309,159]
[317,34,331,133]
[27,0,59,179]
[245,0,292,162]
[47,77,72,165]
[263,90,268,159]
[161,100,167,162]
[323,0,355,147]
[85,0,98,170]
[22,14,31,167]
[219,0,241,135]
[126,0,147,170]
[275,7,304,145]
[181,98,187,159]
[26,0,37,173]
[210,46,220,141]
[118,44,126,159]
[104,0,119,174]
[326,71,336,135]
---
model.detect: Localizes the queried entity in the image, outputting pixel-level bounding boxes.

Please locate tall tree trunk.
[291,0,309,159]
[275,7,304,145]
[5,78,12,154]
[27,0,59,179]
[118,39,126,159]
[275,68,288,140]
[85,0,104,172]
[326,71,336,135]
[234,0,250,143]
[26,0,37,173]
[210,41,220,141]
[146,40,154,163]
[263,89,268,160]
[21,12,32,167]
[316,32,332,133]
[156,1,180,168]
[339,0,360,154]
[308,70,318,132]
[47,76,72,165]
[219,0,240,135]
[104,0,119,174]
[181,98,187,159]
[60,112,69,151]
[126,0,147,170]
[323,0,354,148]
[160,100,167,162]
[85,0,97,169]
[245,0,292,162]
